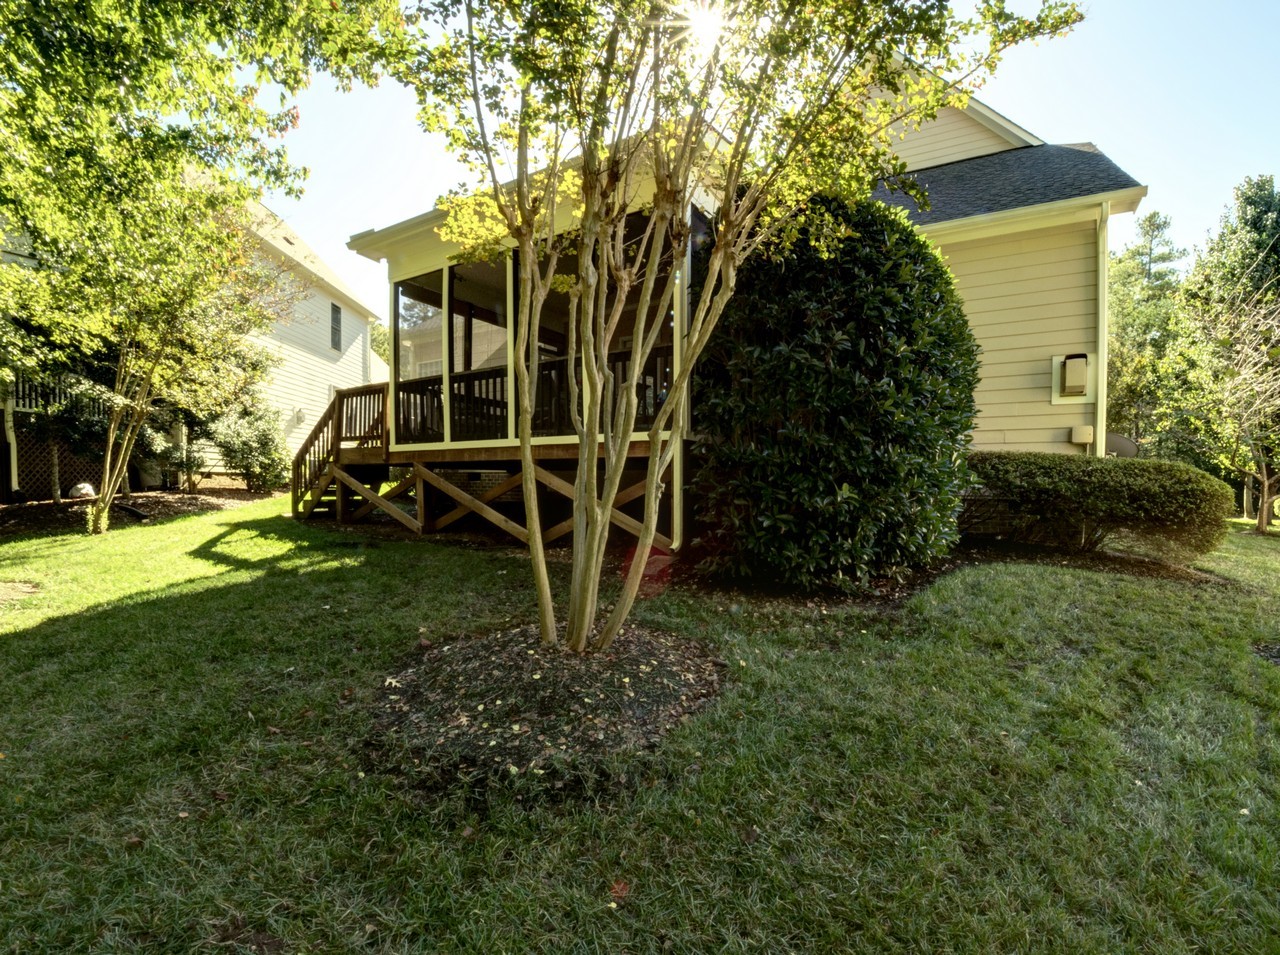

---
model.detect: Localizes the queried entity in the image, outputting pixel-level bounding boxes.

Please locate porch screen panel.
[395,271,445,444]
[448,259,509,442]
[520,250,577,437]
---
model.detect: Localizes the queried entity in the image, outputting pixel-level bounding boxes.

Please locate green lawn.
[2,500,1278,953]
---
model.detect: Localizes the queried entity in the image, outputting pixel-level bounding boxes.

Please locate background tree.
[1186,176,1280,307]
[0,0,405,526]
[370,321,393,366]
[401,0,1082,652]
[1107,211,1186,453]
[1174,283,1280,532]
[1159,176,1280,531]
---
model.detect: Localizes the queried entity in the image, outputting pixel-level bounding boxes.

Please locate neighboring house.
[219,207,387,462]
[0,207,387,502]
[288,91,1144,546]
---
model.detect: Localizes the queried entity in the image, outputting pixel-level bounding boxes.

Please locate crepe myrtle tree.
[397,0,1081,652]
[26,183,298,534]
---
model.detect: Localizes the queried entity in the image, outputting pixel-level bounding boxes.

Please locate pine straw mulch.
[369,623,724,801]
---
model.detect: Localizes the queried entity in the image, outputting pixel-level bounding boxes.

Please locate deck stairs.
[291,383,389,519]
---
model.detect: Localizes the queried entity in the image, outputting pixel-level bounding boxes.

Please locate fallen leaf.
[212,790,230,802]
[610,880,630,902]
[124,835,144,849]
[267,726,282,735]
[178,811,190,819]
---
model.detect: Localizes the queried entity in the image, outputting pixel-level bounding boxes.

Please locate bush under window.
[964,451,1233,561]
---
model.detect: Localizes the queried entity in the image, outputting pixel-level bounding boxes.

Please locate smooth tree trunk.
[48,438,61,504]
[89,361,155,534]
[512,231,557,645]
[1255,460,1275,535]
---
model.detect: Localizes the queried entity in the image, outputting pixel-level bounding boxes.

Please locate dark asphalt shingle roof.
[874,143,1142,226]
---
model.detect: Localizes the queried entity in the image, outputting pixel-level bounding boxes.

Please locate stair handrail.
[291,400,337,516]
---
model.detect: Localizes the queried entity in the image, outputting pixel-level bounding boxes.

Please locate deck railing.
[526,343,674,435]
[397,376,445,444]
[336,382,388,447]
[291,382,390,516]
[292,402,336,515]
[451,365,508,442]
[293,346,677,516]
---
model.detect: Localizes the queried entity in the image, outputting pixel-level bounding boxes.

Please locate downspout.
[1095,201,1110,457]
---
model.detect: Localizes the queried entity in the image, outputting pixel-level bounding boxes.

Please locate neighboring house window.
[330,303,342,351]
[416,360,442,378]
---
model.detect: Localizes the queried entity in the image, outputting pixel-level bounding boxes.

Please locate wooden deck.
[291,382,676,549]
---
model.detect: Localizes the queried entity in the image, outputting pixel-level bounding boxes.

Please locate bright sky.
[264,1,1280,321]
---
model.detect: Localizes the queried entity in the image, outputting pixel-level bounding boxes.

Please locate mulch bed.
[0,482,276,539]
[370,624,724,800]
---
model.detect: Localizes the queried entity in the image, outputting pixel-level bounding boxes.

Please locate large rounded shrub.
[693,197,980,589]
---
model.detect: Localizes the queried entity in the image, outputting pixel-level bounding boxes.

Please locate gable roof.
[252,204,382,321]
[874,143,1143,226]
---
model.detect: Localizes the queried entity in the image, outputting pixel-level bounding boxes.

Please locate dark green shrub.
[965,451,1234,560]
[209,406,289,492]
[692,197,980,589]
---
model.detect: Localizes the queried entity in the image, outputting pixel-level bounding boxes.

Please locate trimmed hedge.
[692,197,980,590]
[964,451,1234,560]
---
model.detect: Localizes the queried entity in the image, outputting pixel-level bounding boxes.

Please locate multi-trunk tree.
[0,0,405,527]
[398,0,1082,651]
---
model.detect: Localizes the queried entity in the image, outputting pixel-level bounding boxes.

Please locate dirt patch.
[0,581,39,603]
[950,540,1231,586]
[370,624,724,800]
[0,481,278,539]
[209,916,287,954]
[1255,644,1280,667]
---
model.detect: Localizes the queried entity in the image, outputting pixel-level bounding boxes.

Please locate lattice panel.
[13,418,104,501]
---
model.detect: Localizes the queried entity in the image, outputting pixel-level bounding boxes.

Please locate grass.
[2,500,1279,952]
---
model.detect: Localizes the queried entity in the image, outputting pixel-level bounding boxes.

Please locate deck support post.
[334,468,347,524]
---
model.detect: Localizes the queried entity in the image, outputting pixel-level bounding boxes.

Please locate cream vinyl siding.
[258,288,372,455]
[939,221,1098,453]
[194,287,374,470]
[893,106,1016,171]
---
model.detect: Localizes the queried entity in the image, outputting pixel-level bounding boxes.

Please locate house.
[0,207,388,502]
[286,92,1143,547]
[210,207,388,462]
[875,100,1145,454]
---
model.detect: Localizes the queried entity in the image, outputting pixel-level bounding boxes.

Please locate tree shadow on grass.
[0,512,539,799]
